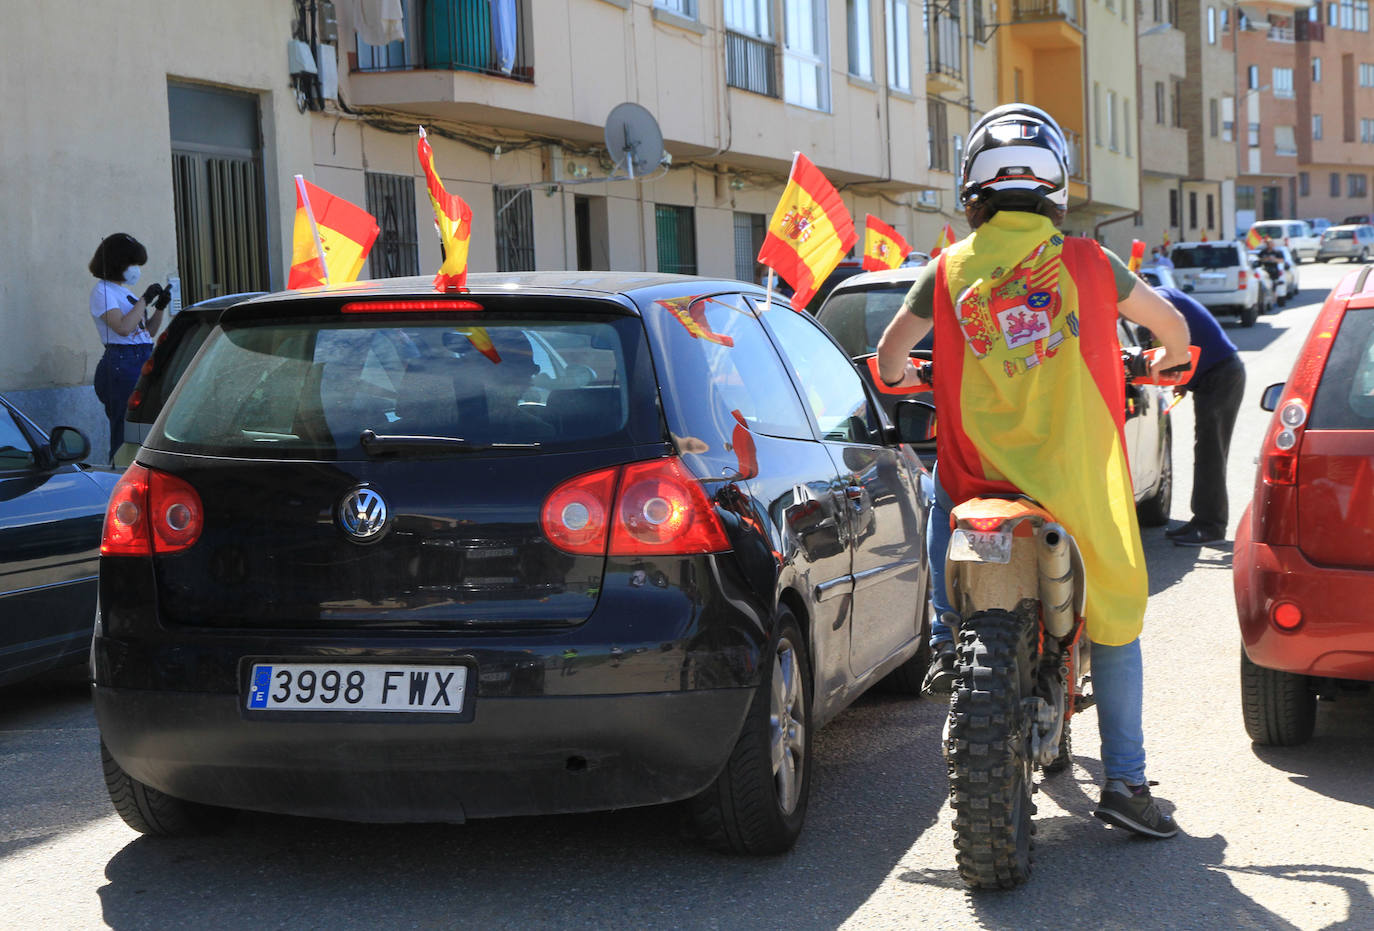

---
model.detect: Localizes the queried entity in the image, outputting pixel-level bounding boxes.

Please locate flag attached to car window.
[863,215,912,272]
[287,176,380,290]
[1245,227,1264,249]
[417,127,474,291]
[932,223,957,258]
[756,153,857,311]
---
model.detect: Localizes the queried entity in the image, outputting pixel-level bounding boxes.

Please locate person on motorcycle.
[876,103,1190,839]
[1255,237,1284,283]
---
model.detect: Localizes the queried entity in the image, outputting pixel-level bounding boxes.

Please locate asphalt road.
[3,261,1373,930]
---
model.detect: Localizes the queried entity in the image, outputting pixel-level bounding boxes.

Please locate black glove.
[141,283,164,305]
[153,285,172,311]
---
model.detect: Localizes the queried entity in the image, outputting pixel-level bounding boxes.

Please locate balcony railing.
[1267,17,1295,42]
[725,30,779,98]
[1295,19,1324,41]
[354,0,533,83]
[1064,128,1085,181]
[927,11,963,80]
[1010,0,1078,25]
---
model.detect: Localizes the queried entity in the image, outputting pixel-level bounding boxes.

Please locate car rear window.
[1325,229,1353,240]
[1310,309,1374,430]
[1171,245,1240,269]
[816,284,911,356]
[152,313,653,458]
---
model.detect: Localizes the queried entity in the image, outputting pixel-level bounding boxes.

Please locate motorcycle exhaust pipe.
[1037,524,1076,638]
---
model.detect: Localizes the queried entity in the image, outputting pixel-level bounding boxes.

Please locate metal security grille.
[725,31,779,97]
[733,212,766,283]
[494,186,536,272]
[365,172,420,278]
[656,205,698,276]
[171,150,268,305]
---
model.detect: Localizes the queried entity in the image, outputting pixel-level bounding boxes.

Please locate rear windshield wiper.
[359,429,540,455]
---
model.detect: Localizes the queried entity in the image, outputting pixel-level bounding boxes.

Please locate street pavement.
[3,261,1373,930]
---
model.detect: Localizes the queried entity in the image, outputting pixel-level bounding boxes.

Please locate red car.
[1234,265,1374,745]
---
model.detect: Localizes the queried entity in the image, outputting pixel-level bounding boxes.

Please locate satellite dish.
[604,103,665,180]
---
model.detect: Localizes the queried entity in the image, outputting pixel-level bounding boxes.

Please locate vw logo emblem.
[338,487,388,542]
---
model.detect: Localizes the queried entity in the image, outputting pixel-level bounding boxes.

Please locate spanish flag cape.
[932,211,1146,645]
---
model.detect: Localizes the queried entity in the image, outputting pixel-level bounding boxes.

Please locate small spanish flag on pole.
[756,153,857,311]
[1245,227,1264,249]
[1162,230,1171,252]
[1127,239,1146,273]
[417,126,474,291]
[287,176,380,289]
[931,223,957,258]
[863,215,912,271]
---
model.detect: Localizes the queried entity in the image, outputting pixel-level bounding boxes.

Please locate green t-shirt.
[902,244,1136,319]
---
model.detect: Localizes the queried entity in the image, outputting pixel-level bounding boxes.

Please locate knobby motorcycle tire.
[946,609,1037,890]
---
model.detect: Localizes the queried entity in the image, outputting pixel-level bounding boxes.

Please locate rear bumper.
[94,683,752,822]
[1233,518,1374,680]
[1186,290,1251,313]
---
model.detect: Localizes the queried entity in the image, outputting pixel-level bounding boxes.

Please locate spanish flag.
[863,215,912,271]
[1127,239,1146,273]
[1162,230,1171,251]
[756,153,857,310]
[287,176,379,290]
[931,223,957,258]
[417,126,474,291]
[1245,227,1264,249]
[454,326,501,364]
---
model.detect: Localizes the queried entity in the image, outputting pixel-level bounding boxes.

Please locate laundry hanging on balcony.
[352,0,405,47]
[490,0,516,74]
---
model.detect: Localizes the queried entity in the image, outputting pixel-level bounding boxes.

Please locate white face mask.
[123,265,142,286]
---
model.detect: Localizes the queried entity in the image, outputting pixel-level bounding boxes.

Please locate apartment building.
[3,0,946,450]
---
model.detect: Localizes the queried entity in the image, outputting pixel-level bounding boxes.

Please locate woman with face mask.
[89,233,169,462]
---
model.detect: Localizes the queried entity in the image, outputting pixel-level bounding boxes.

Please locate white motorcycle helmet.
[959,104,1070,215]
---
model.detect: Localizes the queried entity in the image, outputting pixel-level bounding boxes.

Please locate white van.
[1248,220,1319,262]
[1168,241,1261,326]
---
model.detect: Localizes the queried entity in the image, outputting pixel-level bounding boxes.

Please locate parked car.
[93,272,936,852]
[1169,241,1261,326]
[0,395,118,687]
[1233,265,1374,745]
[813,267,1174,525]
[1341,214,1373,226]
[1137,263,1179,290]
[1247,220,1319,263]
[1250,244,1299,307]
[1316,224,1374,264]
[113,292,266,468]
[1303,218,1333,237]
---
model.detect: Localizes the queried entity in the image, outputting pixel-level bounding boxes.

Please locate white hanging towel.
[490,0,517,74]
[353,0,405,47]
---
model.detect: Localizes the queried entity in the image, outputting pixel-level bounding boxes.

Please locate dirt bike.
[872,344,1197,889]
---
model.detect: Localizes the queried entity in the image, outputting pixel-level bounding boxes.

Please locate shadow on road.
[1223,319,1288,353]
[1250,689,1374,809]
[94,690,952,930]
[1140,526,1233,597]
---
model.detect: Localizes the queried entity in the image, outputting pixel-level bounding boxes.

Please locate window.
[1248,65,1259,89]
[1125,99,1132,156]
[847,0,873,78]
[1207,193,1215,228]
[1208,6,1216,41]
[655,0,697,18]
[733,212,767,283]
[1222,95,1235,140]
[1013,67,1024,101]
[1315,113,1324,139]
[1108,91,1119,151]
[763,306,881,445]
[1189,190,1198,229]
[1361,63,1374,86]
[0,411,35,470]
[1169,188,1179,227]
[1275,125,1297,156]
[1358,0,1371,30]
[953,134,965,191]
[1236,185,1255,210]
[1155,81,1166,124]
[1351,174,1370,198]
[928,100,950,170]
[1339,0,1353,28]
[1314,57,1322,82]
[1330,0,1339,24]
[1300,171,1310,196]
[885,0,911,93]
[364,172,420,279]
[494,187,535,272]
[1172,82,1183,129]
[1273,67,1294,98]
[655,205,697,274]
[1363,118,1374,143]
[1249,122,1260,147]
[973,0,986,41]
[785,0,831,109]
[1210,98,1219,137]
[1093,82,1103,146]
[1221,8,1229,30]
[725,1,777,96]
[1332,172,1342,196]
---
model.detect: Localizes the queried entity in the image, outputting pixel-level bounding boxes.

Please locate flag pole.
[295,174,330,285]
[763,270,775,314]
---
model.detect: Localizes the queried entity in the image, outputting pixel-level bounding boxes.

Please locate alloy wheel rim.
[770,636,806,814]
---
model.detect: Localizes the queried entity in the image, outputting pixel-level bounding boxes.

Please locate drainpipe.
[1093,209,1139,241]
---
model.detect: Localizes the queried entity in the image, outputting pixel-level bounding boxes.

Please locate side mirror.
[1260,383,1285,412]
[49,426,91,463]
[894,400,937,444]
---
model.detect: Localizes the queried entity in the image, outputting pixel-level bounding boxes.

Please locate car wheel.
[1135,428,1172,527]
[1360,249,1370,263]
[1240,301,1258,327]
[101,740,236,836]
[1240,650,1316,746]
[877,596,934,696]
[690,607,813,854]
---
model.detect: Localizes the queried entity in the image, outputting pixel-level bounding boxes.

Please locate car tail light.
[964,516,1006,533]
[541,459,730,557]
[341,300,484,313]
[126,388,143,411]
[1271,601,1303,631]
[101,464,205,556]
[1237,269,1247,291]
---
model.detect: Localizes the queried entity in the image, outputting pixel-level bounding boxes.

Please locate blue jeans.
[93,344,151,463]
[926,465,1147,785]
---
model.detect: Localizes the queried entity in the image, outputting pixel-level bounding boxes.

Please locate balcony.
[1004,0,1083,49]
[1011,0,1078,25]
[353,0,532,83]
[926,9,963,91]
[725,30,779,98]
[1266,16,1295,42]
[1064,128,1085,182]
[1295,19,1324,41]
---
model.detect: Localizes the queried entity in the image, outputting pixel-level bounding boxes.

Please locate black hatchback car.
[94,272,934,853]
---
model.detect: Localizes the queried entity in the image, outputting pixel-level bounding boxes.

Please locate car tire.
[689,607,813,855]
[1240,301,1258,327]
[877,595,934,696]
[1240,650,1316,747]
[1135,429,1172,527]
[1360,249,1370,264]
[101,740,236,836]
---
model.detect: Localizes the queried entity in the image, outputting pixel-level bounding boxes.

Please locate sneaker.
[1094,780,1179,838]
[1172,525,1224,547]
[922,641,957,694]
[1164,521,1197,539]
